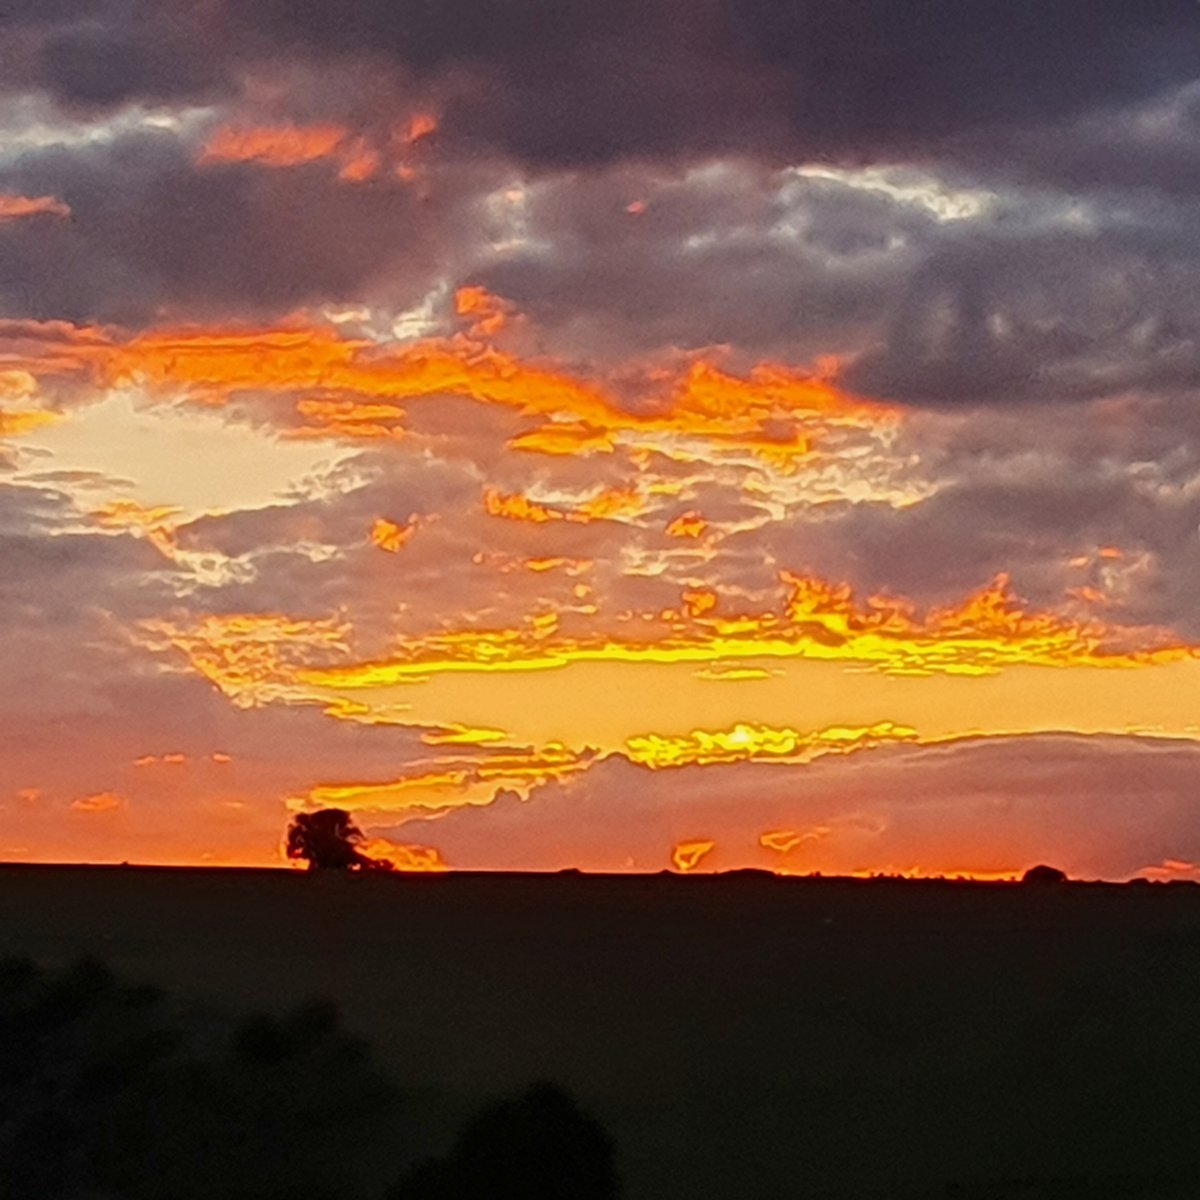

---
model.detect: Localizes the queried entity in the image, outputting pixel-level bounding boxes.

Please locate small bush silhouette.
[390,1081,619,1199]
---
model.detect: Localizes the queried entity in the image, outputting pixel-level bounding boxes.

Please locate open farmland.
[2,865,1198,1199]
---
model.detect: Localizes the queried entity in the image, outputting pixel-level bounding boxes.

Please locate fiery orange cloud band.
[0,313,888,467]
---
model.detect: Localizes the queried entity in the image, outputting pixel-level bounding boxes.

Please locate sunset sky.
[2,0,1199,878]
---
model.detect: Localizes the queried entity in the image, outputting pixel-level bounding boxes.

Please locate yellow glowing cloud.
[300,572,1195,692]
[626,720,918,769]
[672,840,716,872]
[666,511,709,538]
[300,742,588,813]
[420,723,510,746]
[0,408,61,436]
[484,486,644,525]
[357,837,448,872]
[370,517,415,552]
[759,829,830,853]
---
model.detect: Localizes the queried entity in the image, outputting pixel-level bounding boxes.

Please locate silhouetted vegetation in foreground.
[0,956,618,1200]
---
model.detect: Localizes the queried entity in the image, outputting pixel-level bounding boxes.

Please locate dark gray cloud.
[469,165,923,362]
[0,127,479,323]
[6,1,1198,173]
[243,0,1200,168]
[847,224,1200,406]
[0,2,226,111]
[37,23,218,108]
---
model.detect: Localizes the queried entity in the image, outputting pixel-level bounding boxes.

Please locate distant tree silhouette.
[1022,864,1068,884]
[390,1082,619,1199]
[286,807,392,871]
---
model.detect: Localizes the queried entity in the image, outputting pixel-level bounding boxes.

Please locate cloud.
[240,0,1200,168]
[847,226,1200,406]
[71,790,123,812]
[37,22,218,109]
[3,0,1200,877]
[0,127,467,324]
[0,193,70,220]
[383,733,1200,880]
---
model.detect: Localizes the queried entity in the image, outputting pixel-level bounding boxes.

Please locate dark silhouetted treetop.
[1022,864,1068,884]
[285,807,392,871]
[0,956,397,1200]
[390,1081,619,1199]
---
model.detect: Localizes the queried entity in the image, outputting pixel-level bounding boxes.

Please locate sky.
[2,0,1199,879]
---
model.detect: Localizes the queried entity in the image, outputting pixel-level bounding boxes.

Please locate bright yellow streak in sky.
[309,654,1200,755]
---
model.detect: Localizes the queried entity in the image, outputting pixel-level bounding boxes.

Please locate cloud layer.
[2,0,1199,871]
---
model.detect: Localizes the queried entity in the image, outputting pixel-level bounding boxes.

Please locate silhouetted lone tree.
[390,1081,619,1199]
[1022,864,1068,884]
[286,808,392,871]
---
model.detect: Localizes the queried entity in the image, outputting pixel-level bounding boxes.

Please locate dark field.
[2,865,1199,1199]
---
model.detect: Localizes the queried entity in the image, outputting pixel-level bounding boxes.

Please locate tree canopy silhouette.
[1021,864,1068,884]
[389,1081,619,1199]
[286,808,392,871]
[0,957,397,1200]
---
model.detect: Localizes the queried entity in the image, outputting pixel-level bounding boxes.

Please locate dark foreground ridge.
[2,865,1198,1199]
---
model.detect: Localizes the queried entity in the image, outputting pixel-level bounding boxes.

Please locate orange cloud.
[455,286,513,338]
[72,791,124,813]
[6,314,887,469]
[198,124,349,168]
[336,139,381,182]
[0,194,71,221]
[397,112,439,144]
